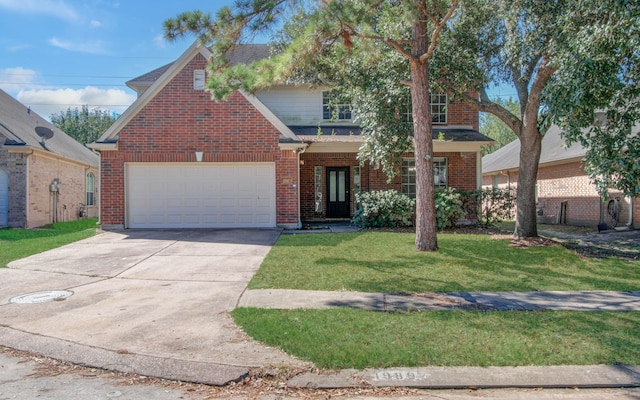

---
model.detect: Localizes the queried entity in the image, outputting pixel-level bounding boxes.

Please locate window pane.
[338,171,346,202]
[329,171,336,202]
[86,173,95,206]
[434,158,448,188]
[430,93,447,124]
[315,166,323,212]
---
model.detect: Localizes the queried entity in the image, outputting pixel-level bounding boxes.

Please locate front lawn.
[235,231,640,369]
[0,218,98,268]
[250,232,639,292]
[232,308,640,369]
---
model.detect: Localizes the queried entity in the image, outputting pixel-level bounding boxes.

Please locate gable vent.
[194,70,205,90]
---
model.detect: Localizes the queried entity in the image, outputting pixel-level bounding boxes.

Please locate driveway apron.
[0,229,309,384]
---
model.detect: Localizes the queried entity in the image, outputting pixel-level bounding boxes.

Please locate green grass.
[0,218,98,268]
[232,308,640,369]
[250,232,640,292]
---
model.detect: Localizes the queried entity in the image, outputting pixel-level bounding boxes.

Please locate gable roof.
[125,44,273,94]
[482,124,587,174]
[126,62,173,94]
[0,89,99,167]
[93,42,301,150]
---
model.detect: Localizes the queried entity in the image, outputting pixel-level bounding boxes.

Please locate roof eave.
[88,141,118,151]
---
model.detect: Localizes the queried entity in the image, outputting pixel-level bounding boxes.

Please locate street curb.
[0,326,249,386]
[288,365,640,389]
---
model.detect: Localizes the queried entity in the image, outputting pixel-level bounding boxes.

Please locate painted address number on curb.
[373,371,428,381]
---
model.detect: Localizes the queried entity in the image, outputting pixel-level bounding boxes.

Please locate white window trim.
[430,93,447,124]
[86,172,95,206]
[322,91,352,121]
[194,70,205,91]
[403,92,448,124]
[401,157,448,197]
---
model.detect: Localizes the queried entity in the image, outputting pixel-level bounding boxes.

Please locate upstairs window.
[403,92,448,124]
[322,91,352,121]
[193,70,205,90]
[430,93,447,124]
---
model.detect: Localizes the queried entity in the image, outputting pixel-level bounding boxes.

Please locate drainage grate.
[10,290,73,304]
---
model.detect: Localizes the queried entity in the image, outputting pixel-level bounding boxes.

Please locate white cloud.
[90,20,102,28]
[0,67,43,93]
[153,34,167,49]
[48,37,111,55]
[7,44,31,52]
[16,86,135,118]
[0,0,79,21]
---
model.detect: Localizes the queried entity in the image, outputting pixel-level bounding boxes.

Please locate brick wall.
[100,53,297,227]
[0,148,27,227]
[444,95,479,130]
[300,151,478,220]
[27,152,98,228]
[0,149,96,228]
[483,161,640,227]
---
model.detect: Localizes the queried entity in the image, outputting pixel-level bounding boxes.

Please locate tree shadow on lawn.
[314,239,638,293]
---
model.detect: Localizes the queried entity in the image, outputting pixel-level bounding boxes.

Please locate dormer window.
[193,70,205,90]
[322,91,352,121]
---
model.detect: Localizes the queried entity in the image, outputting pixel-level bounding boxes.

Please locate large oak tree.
[433,0,639,237]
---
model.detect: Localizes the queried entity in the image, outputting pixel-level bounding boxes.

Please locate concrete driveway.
[0,229,309,385]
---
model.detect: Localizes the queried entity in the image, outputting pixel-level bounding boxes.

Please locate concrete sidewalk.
[239,289,640,311]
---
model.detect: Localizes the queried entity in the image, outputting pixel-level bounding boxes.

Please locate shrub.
[435,188,465,229]
[460,188,516,227]
[352,190,415,228]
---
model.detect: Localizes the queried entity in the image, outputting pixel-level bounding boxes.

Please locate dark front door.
[326,167,350,218]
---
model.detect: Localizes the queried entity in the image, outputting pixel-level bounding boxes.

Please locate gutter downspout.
[296,145,307,229]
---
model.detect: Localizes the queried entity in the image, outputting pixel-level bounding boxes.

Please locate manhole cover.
[10,290,73,304]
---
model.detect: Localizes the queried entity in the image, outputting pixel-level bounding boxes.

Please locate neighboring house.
[0,89,100,228]
[482,124,639,228]
[91,42,492,229]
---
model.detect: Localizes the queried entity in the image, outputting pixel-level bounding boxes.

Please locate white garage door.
[126,163,276,229]
[0,169,7,227]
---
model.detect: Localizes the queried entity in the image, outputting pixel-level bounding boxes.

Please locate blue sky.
[0,0,238,118]
[0,0,516,120]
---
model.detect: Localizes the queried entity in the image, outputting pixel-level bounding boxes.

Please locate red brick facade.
[100,53,298,227]
[440,97,479,130]
[300,152,477,220]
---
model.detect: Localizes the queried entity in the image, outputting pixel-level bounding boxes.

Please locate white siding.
[256,86,323,125]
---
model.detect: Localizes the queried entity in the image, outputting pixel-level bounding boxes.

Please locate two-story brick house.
[92,42,491,229]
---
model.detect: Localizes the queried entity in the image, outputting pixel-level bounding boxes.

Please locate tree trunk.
[411,16,438,251]
[514,125,542,238]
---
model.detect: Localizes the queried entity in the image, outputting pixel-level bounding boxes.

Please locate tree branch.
[419,0,459,63]
[523,56,557,128]
[450,87,524,136]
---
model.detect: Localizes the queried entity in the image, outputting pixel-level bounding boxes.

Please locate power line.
[0,73,133,79]
[0,82,130,88]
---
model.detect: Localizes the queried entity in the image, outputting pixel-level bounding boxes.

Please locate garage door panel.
[126,163,276,228]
